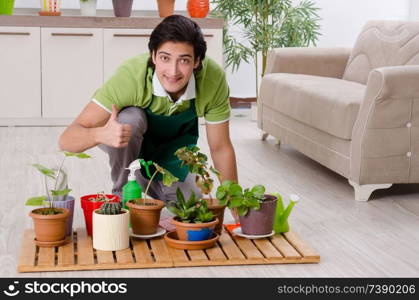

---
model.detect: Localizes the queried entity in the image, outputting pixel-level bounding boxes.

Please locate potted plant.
[93,201,129,251]
[167,188,218,241]
[79,0,97,16]
[112,0,133,17]
[175,145,226,234]
[81,192,120,236]
[217,181,277,235]
[156,0,175,18]
[126,160,178,235]
[25,151,91,246]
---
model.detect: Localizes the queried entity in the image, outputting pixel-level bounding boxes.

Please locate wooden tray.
[18,228,320,273]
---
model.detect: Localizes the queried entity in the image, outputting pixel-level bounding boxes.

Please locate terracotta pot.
[187,0,209,18]
[30,207,69,247]
[127,199,165,235]
[47,195,75,237]
[157,0,175,18]
[112,0,133,17]
[239,194,277,235]
[205,198,226,235]
[164,231,219,250]
[81,194,120,236]
[171,217,218,241]
[92,208,129,251]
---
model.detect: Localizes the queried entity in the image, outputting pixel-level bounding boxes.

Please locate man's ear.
[151,51,156,64]
[194,58,201,69]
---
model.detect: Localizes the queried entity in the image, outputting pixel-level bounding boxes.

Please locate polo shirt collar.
[152,72,196,103]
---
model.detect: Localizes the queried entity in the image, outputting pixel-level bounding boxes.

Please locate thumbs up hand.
[100,105,132,148]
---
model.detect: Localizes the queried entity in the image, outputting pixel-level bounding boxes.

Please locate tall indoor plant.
[26,151,91,246]
[211,0,321,97]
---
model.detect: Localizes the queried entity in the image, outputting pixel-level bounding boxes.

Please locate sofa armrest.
[350,65,419,184]
[265,47,352,79]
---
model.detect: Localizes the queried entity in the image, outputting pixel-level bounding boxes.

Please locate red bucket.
[81,194,120,236]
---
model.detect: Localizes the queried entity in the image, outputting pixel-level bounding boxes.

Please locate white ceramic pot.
[80,0,97,16]
[92,208,129,251]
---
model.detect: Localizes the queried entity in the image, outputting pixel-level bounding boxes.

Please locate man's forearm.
[211,144,238,183]
[59,123,102,153]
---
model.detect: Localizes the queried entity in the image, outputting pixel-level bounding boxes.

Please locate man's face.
[152,41,200,100]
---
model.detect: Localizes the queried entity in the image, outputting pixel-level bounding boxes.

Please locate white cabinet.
[0,27,41,120]
[104,29,151,81]
[41,27,103,118]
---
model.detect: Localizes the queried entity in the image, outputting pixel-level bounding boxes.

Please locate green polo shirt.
[92,53,230,124]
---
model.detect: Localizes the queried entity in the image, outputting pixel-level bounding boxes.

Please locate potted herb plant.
[93,201,129,251]
[167,188,218,241]
[175,146,226,234]
[80,0,97,16]
[126,160,178,235]
[25,151,91,246]
[81,192,120,236]
[217,181,277,235]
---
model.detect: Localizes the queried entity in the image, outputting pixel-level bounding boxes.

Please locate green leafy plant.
[98,201,123,215]
[167,188,215,223]
[216,181,266,216]
[175,145,221,201]
[25,151,91,214]
[211,0,321,96]
[136,159,179,205]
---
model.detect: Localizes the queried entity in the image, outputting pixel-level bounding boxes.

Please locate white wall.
[15,0,411,97]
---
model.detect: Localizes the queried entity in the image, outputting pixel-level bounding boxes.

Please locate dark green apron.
[139,100,198,182]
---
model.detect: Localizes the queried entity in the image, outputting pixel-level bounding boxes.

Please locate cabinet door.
[202,29,223,67]
[104,29,152,81]
[104,28,224,81]
[0,27,41,119]
[41,27,103,118]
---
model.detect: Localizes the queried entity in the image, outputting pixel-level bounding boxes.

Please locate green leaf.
[31,164,56,179]
[216,188,226,200]
[76,153,91,159]
[230,196,243,208]
[50,188,72,196]
[25,196,47,206]
[237,206,248,217]
[229,183,243,196]
[251,185,265,197]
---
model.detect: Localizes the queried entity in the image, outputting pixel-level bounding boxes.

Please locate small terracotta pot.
[93,208,129,251]
[171,217,218,241]
[205,198,226,235]
[30,207,69,247]
[157,0,175,18]
[81,194,120,236]
[187,0,209,18]
[239,194,277,235]
[127,199,165,235]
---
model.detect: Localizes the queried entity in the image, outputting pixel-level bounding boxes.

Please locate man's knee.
[117,106,147,134]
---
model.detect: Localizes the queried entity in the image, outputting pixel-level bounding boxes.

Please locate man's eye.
[160,56,169,62]
[181,58,190,64]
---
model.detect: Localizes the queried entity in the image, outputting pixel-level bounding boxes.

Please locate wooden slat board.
[17,228,320,273]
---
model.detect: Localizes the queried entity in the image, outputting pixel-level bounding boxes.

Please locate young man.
[59,15,238,203]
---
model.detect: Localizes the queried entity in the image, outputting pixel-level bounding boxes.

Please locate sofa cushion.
[343,20,419,84]
[260,73,366,140]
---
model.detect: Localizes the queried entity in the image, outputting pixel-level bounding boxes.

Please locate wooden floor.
[1,109,419,277]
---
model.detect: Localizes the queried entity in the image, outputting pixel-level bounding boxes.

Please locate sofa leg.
[348,180,392,202]
[261,131,269,141]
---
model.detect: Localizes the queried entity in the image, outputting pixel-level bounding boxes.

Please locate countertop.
[0,8,224,29]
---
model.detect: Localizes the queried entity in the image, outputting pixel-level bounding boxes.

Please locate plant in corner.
[93,201,130,251]
[216,181,278,235]
[80,191,120,236]
[175,145,226,234]
[126,160,179,235]
[79,0,97,17]
[25,151,91,247]
[211,0,321,97]
[167,187,218,242]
